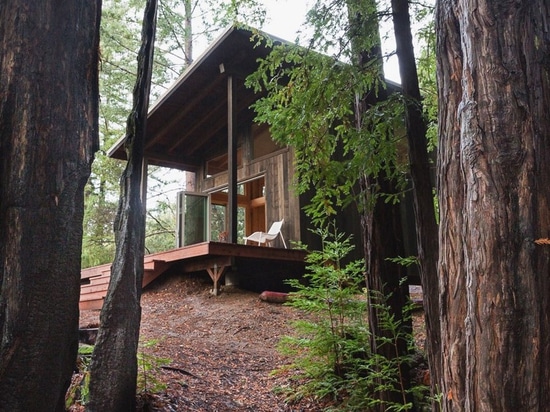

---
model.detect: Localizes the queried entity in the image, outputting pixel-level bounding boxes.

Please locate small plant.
[277,225,368,402]
[137,338,171,395]
[65,344,94,409]
[276,224,428,410]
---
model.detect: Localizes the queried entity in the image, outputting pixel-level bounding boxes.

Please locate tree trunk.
[0,1,100,411]
[87,1,157,411]
[437,0,550,409]
[361,173,413,410]
[391,0,442,399]
[347,0,414,407]
[183,0,193,65]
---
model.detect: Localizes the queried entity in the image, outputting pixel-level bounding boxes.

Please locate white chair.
[243,219,287,248]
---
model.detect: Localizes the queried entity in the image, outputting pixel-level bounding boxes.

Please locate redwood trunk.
[391,0,442,397]
[361,173,412,409]
[437,0,550,409]
[0,1,100,410]
[87,1,157,410]
[347,1,413,406]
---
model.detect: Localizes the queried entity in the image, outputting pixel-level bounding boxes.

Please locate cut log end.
[259,290,289,304]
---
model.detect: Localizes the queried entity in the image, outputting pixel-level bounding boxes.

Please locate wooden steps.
[79,258,169,311]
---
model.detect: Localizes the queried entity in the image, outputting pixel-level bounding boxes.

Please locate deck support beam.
[182,254,233,296]
[206,264,228,296]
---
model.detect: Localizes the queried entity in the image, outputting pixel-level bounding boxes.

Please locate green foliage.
[247,15,408,226]
[65,340,172,409]
[82,190,118,268]
[341,292,429,412]
[277,225,428,410]
[137,339,172,394]
[145,200,177,254]
[65,345,94,408]
[144,167,181,253]
[278,225,368,401]
[208,0,266,29]
[413,1,437,152]
[386,255,419,269]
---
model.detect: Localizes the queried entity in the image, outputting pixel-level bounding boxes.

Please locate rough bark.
[347,0,413,407]
[437,0,550,410]
[0,1,100,410]
[391,0,442,399]
[87,1,157,411]
[361,173,412,409]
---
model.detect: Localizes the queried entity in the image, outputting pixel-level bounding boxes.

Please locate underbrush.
[275,226,432,411]
[65,339,170,411]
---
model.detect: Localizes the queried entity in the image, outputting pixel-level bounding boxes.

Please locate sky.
[260,0,402,83]
[261,0,311,41]
[156,0,417,202]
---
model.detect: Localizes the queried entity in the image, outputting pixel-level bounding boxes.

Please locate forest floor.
[78,273,426,412]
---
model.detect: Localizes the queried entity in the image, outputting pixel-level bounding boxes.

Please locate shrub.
[277,224,428,410]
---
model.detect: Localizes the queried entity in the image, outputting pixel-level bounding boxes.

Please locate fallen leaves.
[79,273,324,411]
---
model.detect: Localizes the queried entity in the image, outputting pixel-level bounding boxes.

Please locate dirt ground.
[79,273,330,411]
[79,273,426,411]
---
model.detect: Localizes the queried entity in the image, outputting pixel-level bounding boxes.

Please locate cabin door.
[176,192,210,247]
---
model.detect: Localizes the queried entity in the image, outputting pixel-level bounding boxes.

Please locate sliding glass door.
[176,192,209,247]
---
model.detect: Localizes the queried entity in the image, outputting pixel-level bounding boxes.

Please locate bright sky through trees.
[261,0,403,82]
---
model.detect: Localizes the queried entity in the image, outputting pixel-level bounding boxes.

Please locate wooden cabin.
[107,25,363,254]
[109,26,307,248]
[80,26,415,310]
[81,27,312,309]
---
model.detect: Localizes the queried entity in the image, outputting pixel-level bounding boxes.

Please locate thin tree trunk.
[184,0,193,65]
[437,0,550,409]
[0,1,100,410]
[391,0,442,399]
[87,1,157,410]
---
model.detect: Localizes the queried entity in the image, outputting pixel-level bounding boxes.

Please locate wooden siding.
[199,146,301,249]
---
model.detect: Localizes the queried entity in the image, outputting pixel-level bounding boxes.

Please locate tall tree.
[347,0,413,407]
[251,0,414,407]
[437,0,550,409]
[391,0,442,397]
[0,1,100,410]
[87,0,157,409]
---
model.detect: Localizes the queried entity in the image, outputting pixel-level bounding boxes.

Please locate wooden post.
[227,73,238,244]
[206,264,227,296]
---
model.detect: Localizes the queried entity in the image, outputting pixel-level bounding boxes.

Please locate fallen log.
[259,291,289,304]
[79,328,99,345]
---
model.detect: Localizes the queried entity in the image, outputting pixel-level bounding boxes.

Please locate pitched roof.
[108,25,284,170]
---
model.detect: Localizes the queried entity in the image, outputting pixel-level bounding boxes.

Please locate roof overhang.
[108,25,285,170]
[107,25,403,171]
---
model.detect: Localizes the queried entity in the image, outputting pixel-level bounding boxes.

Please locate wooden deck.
[80,242,307,310]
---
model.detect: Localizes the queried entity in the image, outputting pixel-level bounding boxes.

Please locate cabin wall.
[298,188,365,263]
[197,145,301,248]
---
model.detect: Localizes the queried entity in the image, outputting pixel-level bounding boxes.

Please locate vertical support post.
[227,74,238,244]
